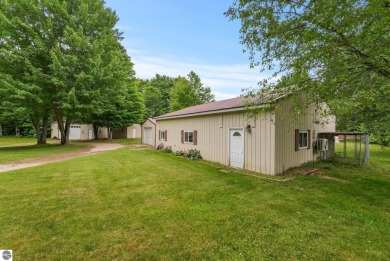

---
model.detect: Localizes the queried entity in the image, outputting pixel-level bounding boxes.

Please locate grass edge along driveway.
[0,137,39,146]
[0,145,389,260]
[0,144,87,164]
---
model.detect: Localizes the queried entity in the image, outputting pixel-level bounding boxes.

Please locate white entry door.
[144,127,153,145]
[132,128,137,138]
[88,129,93,140]
[230,129,244,168]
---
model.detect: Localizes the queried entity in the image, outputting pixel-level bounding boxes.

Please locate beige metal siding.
[51,122,93,140]
[274,99,336,174]
[156,111,276,175]
[142,120,156,146]
[131,124,142,138]
[51,122,108,140]
[79,125,91,140]
[97,127,108,139]
[244,113,276,175]
[51,122,60,138]
[155,98,335,175]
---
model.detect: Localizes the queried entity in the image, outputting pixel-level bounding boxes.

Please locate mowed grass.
[0,145,389,260]
[0,144,86,164]
[0,136,38,146]
[370,146,390,172]
[107,138,142,145]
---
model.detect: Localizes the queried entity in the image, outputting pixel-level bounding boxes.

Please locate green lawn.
[0,145,389,260]
[0,144,86,164]
[108,138,142,145]
[0,136,38,146]
[370,146,390,172]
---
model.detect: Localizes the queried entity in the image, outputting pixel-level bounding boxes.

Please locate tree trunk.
[15,126,20,137]
[56,113,71,145]
[56,114,66,145]
[0,124,2,136]
[93,123,99,140]
[31,115,49,144]
[62,119,71,145]
[37,115,49,144]
[34,124,41,144]
[31,116,42,145]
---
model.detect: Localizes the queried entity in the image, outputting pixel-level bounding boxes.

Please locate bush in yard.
[185,149,202,160]
[174,149,186,156]
[370,133,390,147]
[162,146,172,153]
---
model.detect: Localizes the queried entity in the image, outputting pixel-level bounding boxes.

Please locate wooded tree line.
[137,71,215,118]
[0,0,214,145]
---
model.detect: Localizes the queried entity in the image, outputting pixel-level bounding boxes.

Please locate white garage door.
[69,125,81,140]
[144,127,153,145]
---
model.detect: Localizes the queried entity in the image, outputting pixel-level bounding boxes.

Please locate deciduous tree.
[149,74,175,115]
[226,0,390,141]
[170,77,198,111]
[90,80,145,139]
[0,0,53,143]
[1,0,134,145]
[187,71,215,104]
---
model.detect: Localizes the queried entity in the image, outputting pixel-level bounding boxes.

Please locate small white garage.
[68,125,82,140]
[51,122,108,140]
[141,118,156,146]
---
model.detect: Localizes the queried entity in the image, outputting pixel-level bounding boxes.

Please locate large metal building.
[155,95,335,175]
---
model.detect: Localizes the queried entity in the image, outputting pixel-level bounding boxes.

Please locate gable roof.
[157,97,245,119]
[156,91,285,120]
[142,117,156,125]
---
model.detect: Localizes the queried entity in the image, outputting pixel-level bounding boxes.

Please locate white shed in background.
[50,122,108,140]
[141,118,156,146]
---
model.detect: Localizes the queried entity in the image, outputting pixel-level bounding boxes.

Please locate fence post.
[344,135,347,157]
[359,134,362,166]
[364,134,370,164]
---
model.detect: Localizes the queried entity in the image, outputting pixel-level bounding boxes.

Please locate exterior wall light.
[246,124,252,133]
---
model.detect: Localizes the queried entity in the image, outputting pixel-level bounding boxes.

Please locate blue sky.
[104,0,269,100]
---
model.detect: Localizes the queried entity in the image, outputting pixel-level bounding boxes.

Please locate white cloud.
[128,52,276,101]
[212,92,238,100]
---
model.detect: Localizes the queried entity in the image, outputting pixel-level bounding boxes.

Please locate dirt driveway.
[0,142,124,173]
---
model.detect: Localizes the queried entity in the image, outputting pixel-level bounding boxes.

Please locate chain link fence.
[318,133,369,166]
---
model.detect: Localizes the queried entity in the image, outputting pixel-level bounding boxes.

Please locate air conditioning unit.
[315,138,329,151]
